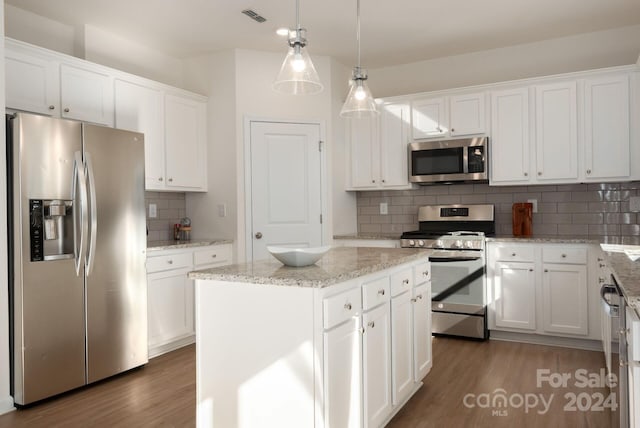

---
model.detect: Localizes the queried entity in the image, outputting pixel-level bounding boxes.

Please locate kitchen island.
[189,247,432,428]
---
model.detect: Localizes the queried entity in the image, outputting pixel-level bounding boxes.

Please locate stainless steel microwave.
[409,137,488,184]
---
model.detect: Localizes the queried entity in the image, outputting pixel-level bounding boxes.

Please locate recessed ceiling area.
[5,0,640,68]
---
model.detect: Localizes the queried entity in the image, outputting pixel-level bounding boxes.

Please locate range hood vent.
[241,9,267,23]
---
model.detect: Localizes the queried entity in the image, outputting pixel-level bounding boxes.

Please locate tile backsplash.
[357,182,640,244]
[145,192,187,241]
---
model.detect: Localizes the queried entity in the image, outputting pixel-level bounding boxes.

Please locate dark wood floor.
[0,338,617,427]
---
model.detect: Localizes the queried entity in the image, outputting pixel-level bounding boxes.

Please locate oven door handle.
[429,257,482,262]
[600,283,620,317]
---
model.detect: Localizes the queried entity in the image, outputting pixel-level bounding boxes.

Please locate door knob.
[255,232,263,239]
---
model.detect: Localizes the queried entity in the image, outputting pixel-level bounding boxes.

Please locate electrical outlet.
[527,199,538,213]
[148,203,157,218]
[218,204,227,217]
[380,202,388,215]
[630,196,640,212]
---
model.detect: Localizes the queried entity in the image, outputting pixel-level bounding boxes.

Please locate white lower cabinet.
[146,243,232,357]
[391,290,413,406]
[412,282,432,381]
[487,242,599,341]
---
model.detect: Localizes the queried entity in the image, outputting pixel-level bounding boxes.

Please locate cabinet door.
[147,269,194,348]
[348,116,380,189]
[490,88,531,184]
[164,94,207,190]
[114,79,165,191]
[380,102,410,187]
[411,97,447,139]
[363,304,392,428]
[413,283,432,382]
[493,261,536,331]
[584,74,630,180]
[535,82,578,181]
[542,263,588,336]
[449,93,485,136]
[5,47,58,115]
[391,291,413,405]
[324,317,363,428]
[60,63,114,126]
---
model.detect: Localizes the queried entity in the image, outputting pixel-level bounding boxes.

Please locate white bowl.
[267,246,331,267]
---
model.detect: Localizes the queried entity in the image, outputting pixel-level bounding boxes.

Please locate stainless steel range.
[401,204,495,340]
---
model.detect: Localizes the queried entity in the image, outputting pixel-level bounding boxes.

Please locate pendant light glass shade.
[340,67,377,117]
[273,29,323,95]
[340,0,377,117]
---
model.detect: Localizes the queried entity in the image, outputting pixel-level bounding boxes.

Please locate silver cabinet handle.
[168,260,173,264]
[561,254,567,258]
[344,303,352,311]
[368,321,375,328]
[372,180,376,183]
[423,270,429,277]
[599,263,606,268]
[158,177,163,182]
[538,172,542,176]
[544,269,548,273]
[64,107,70,113]
[377,289,385,296]
[524,172,528,177]
[411,297,417,302]
[211,254,217,258]
[49,105,55,110]
[529,268,534,272]
[382,179,386,183]
[587,169,591,175]
[597,257,604,262]
[451,128,455,132]
[168,178,173,182]
[255,232,263,239]
[512,253,516,257]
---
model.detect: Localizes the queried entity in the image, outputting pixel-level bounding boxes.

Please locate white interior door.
[249,121,323,261]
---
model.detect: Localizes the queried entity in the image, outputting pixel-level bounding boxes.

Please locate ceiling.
[6,0,640,68]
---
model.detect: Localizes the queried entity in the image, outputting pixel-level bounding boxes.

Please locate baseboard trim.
[489,330,603,352]
[149,335,195,359]
[0,396,15,415]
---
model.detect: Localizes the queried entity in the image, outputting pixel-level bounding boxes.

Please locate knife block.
[512,203,533,237]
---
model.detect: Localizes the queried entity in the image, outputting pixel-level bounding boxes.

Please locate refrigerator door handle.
[72,151,89,276]
[85,152,97,276]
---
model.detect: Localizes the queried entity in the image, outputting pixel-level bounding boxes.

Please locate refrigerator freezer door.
[11,113,86,405]
[82,124,148,383]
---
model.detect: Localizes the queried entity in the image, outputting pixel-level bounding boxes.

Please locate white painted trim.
[0,397,15,416]
[490,330,603,352]
[148,334,195,359]
[242,116,328,262]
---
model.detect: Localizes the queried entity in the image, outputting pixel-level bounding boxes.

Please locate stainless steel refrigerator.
[7,112,148,405]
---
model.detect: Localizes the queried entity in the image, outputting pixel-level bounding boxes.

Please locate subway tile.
[511,193,540,202]
[388,206,405,215]
[621,236,640,245]
[604,213,636,224]
[369,197,392,206]
[391,196,413,205]
[436,195,461,204]
[473,183,492,193]
[556,202,589,213]
[587,183,620,191]
[357,197,371,206]
[421,185,451,196]
[380,223,404,234]
[413,195,438,205]
[571,213,604,224]
[448,184,477,194]
[528,185,560,192]
[620,224,640,236]
[570,191,602,202]
[541,192,571,202]
[169,199,186,209]
[616,190,632,201]
[537,203,557,213]
[370,215,392,224]
[402,206,419,215]
[620,182,640,190]
[532,214,543,225]
[602,236,623,245]
[533,224,559,235]
[587,202,620,213]
[359,206,380,215]
[555,184,588,192]
[391,214,415,224]
[357,215,371,224]
[148,219,169,231]
[557,224,589,235]
[494,185,528,193]
[497,203,513,213]
[621,201,631,212]
[485,194,513,204]
[360,224,381,233]
[589,224,621,236]
[459,194,487,204]
[542,213,572,224]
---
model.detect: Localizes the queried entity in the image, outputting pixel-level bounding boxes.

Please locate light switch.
[218,204,227,217]
[630,196,640,212]
[148,203,157,218]
[380,202,388,215]
[527,199,538,213]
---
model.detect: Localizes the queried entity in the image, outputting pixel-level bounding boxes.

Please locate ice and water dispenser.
[29,199,74,261]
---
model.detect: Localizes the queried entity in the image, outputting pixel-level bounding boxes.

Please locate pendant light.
[340,0,378,117]
[273,0,323,95]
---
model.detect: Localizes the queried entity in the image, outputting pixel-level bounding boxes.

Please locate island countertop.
[188,247,429,288]
[600,244,640,310]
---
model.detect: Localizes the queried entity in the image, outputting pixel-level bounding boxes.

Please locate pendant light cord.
[356,0,361,68]
[296,0,301,31]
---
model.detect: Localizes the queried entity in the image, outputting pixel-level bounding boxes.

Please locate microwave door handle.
[462,146,469,174]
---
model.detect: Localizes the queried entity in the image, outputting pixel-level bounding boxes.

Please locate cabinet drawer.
[193,245,232,267]
[147,252,192,273]
[414,261,431,285]
[362,276,390,310]
[324,287,362,329]
[390,268,413,297]
[542,247,587,264]
[494,246,535,262]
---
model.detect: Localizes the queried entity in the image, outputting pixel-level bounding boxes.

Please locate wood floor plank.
[0,338,619,427]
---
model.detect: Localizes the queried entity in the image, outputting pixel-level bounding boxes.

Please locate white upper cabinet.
[347,101,413,191]
[164,94,207,191]
[411,97,447,139]
[59,63,114,126]
[534,81,578,181]
[411,92,486,140]
[490,87,530,184]
[5,46,58,115]
[114,79,165,190]
[583,74,630,181]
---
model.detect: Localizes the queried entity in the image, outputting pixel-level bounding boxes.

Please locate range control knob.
[408,240,416,247]
[432,240,444,249]
[418,240,425,247]
[453,240,463,249]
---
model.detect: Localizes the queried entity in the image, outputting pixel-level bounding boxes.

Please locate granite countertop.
[147,239,233,251]
[487,235,601,244]
[188,247,429,288]
[600,244,640,310]
[333,234,401,241]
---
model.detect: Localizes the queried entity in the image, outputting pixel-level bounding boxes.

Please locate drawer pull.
[423,270,429,277]
[544,269,549,273]
[402,279,409,285]
[411,297,417,303]
[344,303,352,311]
[512,253,516,257]
[599,263,606,268]
[529,268,534,272]
[167,260,173,265]
[562,254,567,258]
[211,254,217,258]
[368,321,375,328]
[416,294,423,300]
[599,277,605,283]
[377,289,385,296]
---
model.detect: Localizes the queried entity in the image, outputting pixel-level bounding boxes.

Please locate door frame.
[242,116,328,262]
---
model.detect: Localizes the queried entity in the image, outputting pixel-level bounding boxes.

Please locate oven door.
[429,255,485,315]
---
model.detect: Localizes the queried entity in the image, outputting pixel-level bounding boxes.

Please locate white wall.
[0,0,14,416]
[4,4,76,56]
[370,24,640,97]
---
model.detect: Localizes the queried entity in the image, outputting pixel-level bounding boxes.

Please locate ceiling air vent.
[242,9,267,23]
